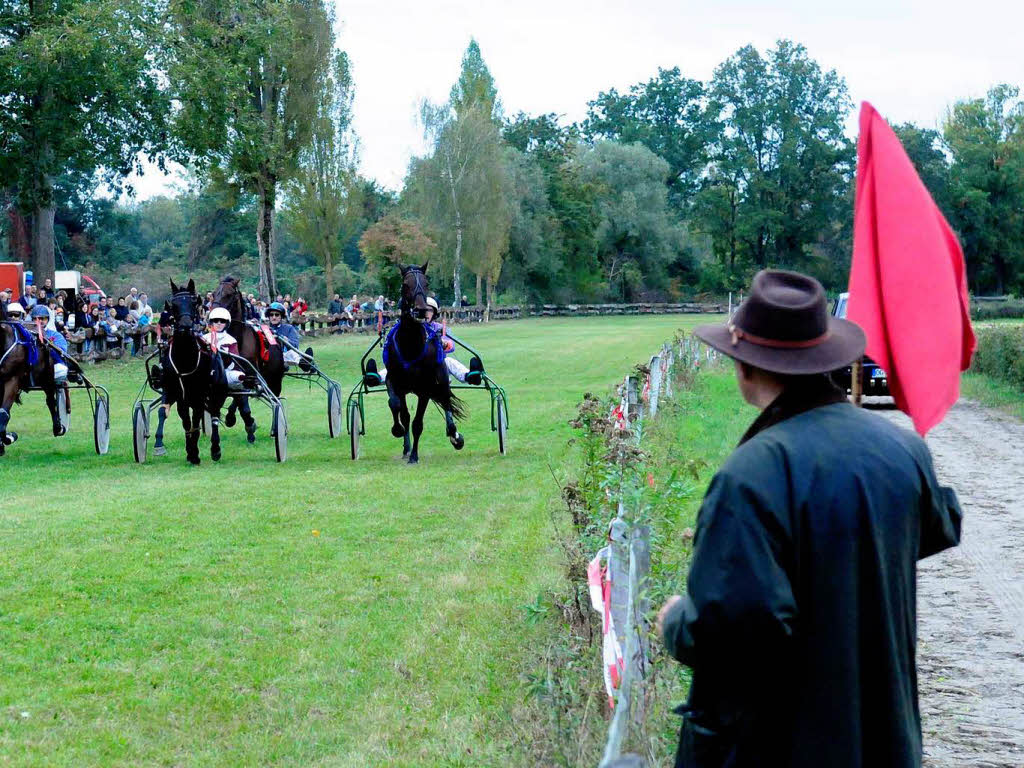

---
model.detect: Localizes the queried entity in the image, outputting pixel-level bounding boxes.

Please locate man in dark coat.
[657,270,962,768]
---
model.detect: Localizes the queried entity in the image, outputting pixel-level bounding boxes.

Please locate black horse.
[0,319,65,455]
[210,276,284,442]
[165,279,229,465]
[383,262,466,464]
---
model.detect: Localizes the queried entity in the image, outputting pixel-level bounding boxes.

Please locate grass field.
[0,314,722,767]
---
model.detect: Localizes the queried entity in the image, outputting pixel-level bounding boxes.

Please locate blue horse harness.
[2,322,40,368]
[383,320,445,371]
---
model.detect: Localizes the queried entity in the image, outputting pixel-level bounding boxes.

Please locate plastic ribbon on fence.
[641,372,651,404]
[588,546,625,709]
[610,402,627,431]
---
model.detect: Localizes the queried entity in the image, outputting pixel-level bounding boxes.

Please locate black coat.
[662,381,962,768]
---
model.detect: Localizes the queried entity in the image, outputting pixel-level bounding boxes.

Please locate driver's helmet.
[6,302,24,317]
[208,307,231,324]
[426,296,439,311]
[30,305,49,320]
[267,302,286,320]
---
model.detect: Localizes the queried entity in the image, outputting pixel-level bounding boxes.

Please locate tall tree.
[166,0,334,298]
[0,0,168,285]
[283,51,360,300]
[695,41,853,281]
[584,68,709,208]
[891,123,952,217]
[450,38,499,121]
[943,85,1024,294]
[577,141,685,300]
[358,215,436,297]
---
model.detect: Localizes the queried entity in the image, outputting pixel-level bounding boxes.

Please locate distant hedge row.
[970,327,1024,390]
[971,299,1024,321]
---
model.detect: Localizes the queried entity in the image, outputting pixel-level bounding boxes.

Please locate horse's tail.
[433,388,468,422]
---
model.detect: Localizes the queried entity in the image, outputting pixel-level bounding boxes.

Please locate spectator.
[327,293,343,317]
[73,300,88,333]
[83,305,101,354]
[138,292,153,316]
[204,291,215,313]
[128,286,140,306]
[22,285,37,311]
[114,296,130,322]
[460,294,469,307]
[360,297,373,313]
[343,296,358,328]
[292,296,308,316]
[0,288,9,318]
[656,270,962,768]
[42,277,52,293]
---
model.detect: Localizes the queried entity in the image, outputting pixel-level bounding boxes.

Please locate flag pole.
[851,357,863,407]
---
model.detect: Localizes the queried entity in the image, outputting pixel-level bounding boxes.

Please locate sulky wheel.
[93,395,110,455]
[327,382,342,438]
[132,402,148,463]
[497,395,508,456]
[348,401,361,460]
[272,403,288,462]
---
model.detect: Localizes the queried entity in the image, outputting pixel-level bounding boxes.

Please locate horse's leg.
[444,407,464,450]
[386,380,405,439]
[209,411,222,462]
[238,396,257,443]
[408,394,430,464]
[225,398,238,427]
[399,396,412,456]
[154,402,168,454]
[179,400,200,465]
[43,380,65,437]
[0,377,20,455]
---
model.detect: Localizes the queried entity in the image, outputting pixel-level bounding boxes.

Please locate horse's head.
[399,262,430,321]
[168,278,200,333]
[211,276,241,321]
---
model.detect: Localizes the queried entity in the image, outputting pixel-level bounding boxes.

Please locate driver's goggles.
[267,312,283,319]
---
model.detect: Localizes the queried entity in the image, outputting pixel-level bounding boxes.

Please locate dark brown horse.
[383,263,466,463]
[210,276,284,441]
[0,320,66,455]
[165,279,229,465]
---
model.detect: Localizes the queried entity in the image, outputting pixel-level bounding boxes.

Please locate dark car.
[830,292,890,396]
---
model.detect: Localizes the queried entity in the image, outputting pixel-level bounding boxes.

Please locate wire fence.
[593,334,719,768]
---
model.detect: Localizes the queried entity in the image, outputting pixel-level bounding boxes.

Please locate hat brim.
[694,317,866,375]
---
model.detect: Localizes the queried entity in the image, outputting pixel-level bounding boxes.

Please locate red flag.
[848,102,976,435]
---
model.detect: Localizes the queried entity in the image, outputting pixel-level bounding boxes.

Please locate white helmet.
[6,302,24,316]
[208,307,231,323]
[426,296,439,311]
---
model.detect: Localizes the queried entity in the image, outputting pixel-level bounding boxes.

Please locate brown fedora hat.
[695,270,866,375]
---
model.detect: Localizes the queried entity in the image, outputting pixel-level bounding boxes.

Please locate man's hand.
[656,595,683,641]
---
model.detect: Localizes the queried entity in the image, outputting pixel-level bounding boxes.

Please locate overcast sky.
[130,0,1024,199]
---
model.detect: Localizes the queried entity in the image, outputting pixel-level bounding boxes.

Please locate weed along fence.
[591,335,719,768]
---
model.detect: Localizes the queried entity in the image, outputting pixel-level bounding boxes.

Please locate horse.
[210,276,284,443]
[383,262,466,464]
[165,279,229,465]
[0,319,66,455]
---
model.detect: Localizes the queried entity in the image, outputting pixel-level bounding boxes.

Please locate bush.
[971,327,1024,390]
[971,299,1024,321]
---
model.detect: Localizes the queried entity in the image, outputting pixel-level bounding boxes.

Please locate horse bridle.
[401,268,429,319]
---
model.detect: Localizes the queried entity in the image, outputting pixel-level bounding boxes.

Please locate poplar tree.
[166,0,334,298]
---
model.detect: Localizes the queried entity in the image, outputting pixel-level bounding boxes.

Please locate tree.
[358,215,436,296]
[891,123,952,217]
[406,40,511,306]
[283,51,361,300]
[0,0,168,285]
[166,0,334,298]
[577,141,685,300]
[584,68,709,208]
[695,41,853,283]
[943,85,1024,294]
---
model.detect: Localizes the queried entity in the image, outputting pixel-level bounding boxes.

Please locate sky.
[128,0,1024,199]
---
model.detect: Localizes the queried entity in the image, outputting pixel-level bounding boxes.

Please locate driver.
[30,304,69,384]
[265,301,312,371]
[424,297,471,383]
[202,307,244,390]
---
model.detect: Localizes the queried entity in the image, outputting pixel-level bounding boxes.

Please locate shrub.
[971,327,1024,390]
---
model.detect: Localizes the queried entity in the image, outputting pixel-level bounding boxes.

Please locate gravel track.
[875,398,1024,767]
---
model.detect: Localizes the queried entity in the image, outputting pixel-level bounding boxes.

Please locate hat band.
[729,323,831,349]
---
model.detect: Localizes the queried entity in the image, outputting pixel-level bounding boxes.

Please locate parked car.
[830,292,890,396]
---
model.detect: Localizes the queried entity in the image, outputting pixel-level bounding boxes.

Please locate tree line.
[2,5,1022,304]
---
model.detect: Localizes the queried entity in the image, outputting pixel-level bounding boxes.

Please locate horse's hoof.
[224,411,236,428]
[53,425,67,437]
[391,425,405,438]
[407,455,418,464]
[451,433,464,450]
[153,445,167,456]
[246,424,257,444]
[211,449,221,462]
[3,432,18,446]
[188,457,200,466]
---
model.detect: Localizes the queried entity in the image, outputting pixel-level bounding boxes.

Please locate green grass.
[0,315,722,767]
[961,371,1024,422]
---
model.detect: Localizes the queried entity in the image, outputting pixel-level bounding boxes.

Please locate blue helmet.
[268,302,286,313]
[30,305,49,320]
